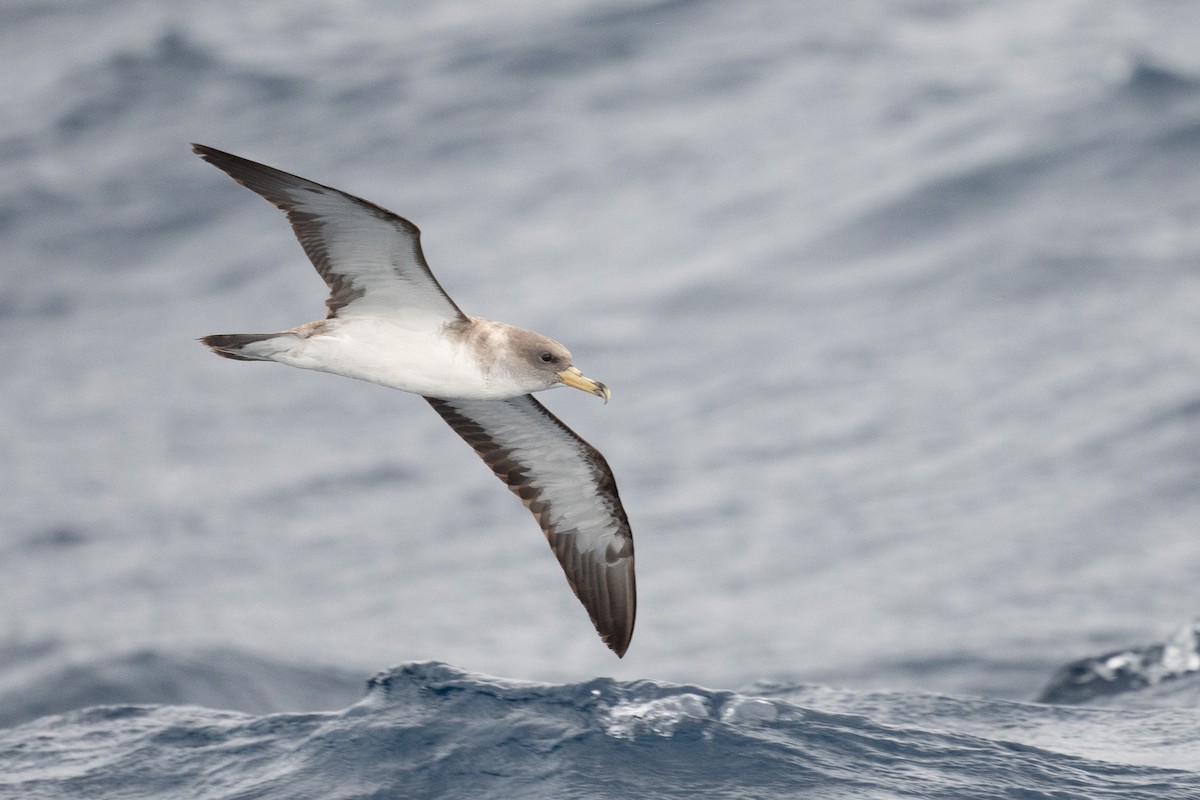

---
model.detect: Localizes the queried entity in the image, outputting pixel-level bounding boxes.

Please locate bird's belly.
[278,321,515,400]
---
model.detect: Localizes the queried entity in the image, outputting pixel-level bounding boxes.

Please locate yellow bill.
[559,366,611,404]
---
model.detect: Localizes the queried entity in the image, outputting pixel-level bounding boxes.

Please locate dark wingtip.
[192,144,248,174]
[600,578,636,658]
[609,620,634,658]
[192,143,237,171]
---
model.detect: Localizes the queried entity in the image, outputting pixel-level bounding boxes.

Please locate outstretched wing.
[425,394,636,656]
[193,144,465,324]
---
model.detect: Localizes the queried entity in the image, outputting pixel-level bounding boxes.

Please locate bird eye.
[539,352,554,363]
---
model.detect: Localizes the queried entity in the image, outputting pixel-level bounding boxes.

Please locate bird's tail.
[201,333,282,362]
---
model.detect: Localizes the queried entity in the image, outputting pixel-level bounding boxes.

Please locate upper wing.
[425,394,636,656]
[193,144,465,323]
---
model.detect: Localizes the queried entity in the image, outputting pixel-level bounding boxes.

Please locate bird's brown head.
[512,331,610,403]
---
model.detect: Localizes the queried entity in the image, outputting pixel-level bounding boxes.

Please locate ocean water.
[5,661,1200,800]
[4,0,1200,796]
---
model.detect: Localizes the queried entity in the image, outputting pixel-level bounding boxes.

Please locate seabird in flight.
[193,144,636,656]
